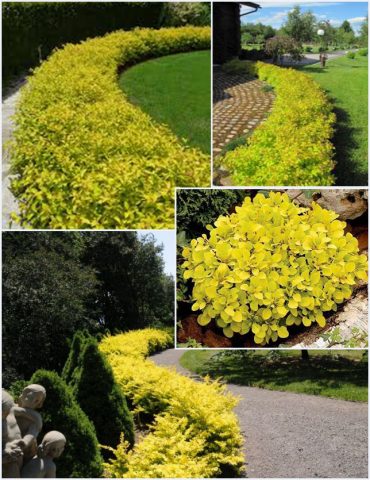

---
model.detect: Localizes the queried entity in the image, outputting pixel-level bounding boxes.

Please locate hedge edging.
[99,329,244,478]
[223,61,336,186]
[10,26,211,229]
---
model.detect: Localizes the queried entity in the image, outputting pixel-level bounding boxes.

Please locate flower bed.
[222,62,336,186]
[9,27,210,229]
[99,329,244,478]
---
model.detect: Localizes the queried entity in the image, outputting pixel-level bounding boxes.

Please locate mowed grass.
[180,350,368,402]
[120,50,211,154]
[298,55,368,185]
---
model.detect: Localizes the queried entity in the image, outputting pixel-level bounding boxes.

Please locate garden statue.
[14,384,46,462]
[2,386,66,478]
[21,431,66,478]
[2,390,25,478]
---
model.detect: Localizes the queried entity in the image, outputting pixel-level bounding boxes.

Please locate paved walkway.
[151,349,368,478]
[2,85,23,229]
[213,69,274,158]
[268,50,351,67]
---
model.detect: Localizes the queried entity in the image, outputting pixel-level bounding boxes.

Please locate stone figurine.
[2,386,66,478]
[2,390,25,478]
[21,431,66,478]
[14,384,46,462]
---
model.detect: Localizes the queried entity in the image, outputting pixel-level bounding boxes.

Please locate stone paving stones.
[213,68,274,185]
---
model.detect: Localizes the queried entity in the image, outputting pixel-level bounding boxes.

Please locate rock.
[287,189,368,220]
[203,329,232,348]
[177,315,203,344]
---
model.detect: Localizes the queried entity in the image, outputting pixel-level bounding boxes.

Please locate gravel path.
[151,349,368,478]
[2,86,22,229]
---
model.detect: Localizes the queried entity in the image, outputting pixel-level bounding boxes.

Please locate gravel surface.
[151,349,368,478]
[2,87,22,229]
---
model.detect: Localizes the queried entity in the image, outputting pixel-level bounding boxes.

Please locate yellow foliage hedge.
[222,62,336,186]
[99,329,244,478]
[10,27,210,229]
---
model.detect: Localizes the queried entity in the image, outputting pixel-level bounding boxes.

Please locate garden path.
[213,69,274,180]
[151,349,368,478]
[2,84,23,229]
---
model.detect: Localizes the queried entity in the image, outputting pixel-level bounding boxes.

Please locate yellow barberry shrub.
[99,329,244,478]
[9,27,211,229]
[222,62,336,186]
[182,192,367,345]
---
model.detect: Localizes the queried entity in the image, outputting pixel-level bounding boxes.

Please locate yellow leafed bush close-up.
[222,62,336,186]
[99,329,244,478]
[182,192,367,345]
[9,27,210,229]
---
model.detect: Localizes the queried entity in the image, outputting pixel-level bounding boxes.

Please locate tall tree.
[2,243,99,386]
[282,6,316,43]
[340,20,354,33]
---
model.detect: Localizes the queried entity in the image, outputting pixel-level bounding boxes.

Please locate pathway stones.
[151,349,368,478]
[213,69,274,185]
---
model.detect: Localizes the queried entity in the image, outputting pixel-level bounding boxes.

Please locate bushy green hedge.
[62,330,87,386]
[3,2,163,81]
[10,26,210,229]
[223,62,336,186]
[72,337,135,455]
[29,369,103,478]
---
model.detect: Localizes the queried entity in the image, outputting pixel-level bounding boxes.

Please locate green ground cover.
[120,50,211,154]
[298,55,368,185]
[180,350,368,402]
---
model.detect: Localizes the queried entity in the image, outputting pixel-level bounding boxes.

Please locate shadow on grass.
[198,352,368,401]
[332,106,367,185]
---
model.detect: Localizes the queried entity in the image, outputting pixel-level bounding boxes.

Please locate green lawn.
[180,350,368,402]
[119,50,211,154]
[298,55,368,185]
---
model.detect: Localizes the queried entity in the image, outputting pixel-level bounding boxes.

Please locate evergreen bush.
[73,338,135,454]
[30,369,103,478]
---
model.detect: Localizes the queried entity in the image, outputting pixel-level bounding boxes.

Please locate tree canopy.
[2,232,174,386]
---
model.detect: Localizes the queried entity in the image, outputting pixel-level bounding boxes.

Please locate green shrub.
[182,192,367,345]
[223,62,336,185]
[346,51,356,59]
[358,48,368,56]
[73,338,135,455]
[221,58,257,76]
[161,2,210,27]
[3,2,163,81]
[304,46,313,53]
[176,189,249,238]
[30,369,103,478]
[9,26,211,229]
[62,330,88,385]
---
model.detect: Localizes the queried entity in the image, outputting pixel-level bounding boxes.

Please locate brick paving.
[213,68,274,185]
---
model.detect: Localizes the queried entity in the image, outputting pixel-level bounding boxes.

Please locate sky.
[137,230,176,276]
[241,1,368,32]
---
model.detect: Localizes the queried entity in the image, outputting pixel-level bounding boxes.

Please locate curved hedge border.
[99,329,244,478]
[223,61,336,186]
[10,27,211,229]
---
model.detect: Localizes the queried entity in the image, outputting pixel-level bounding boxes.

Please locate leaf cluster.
[182,192,367,345]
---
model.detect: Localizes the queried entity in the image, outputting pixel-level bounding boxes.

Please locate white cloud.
[348,16,367,24]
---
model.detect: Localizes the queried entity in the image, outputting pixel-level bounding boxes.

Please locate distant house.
[213,2,261,64]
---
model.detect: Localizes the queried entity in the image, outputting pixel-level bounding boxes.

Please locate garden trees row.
[242,7,368,50]
[3,232,174,386]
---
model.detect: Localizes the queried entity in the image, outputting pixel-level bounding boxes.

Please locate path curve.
[151,349,368,478]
